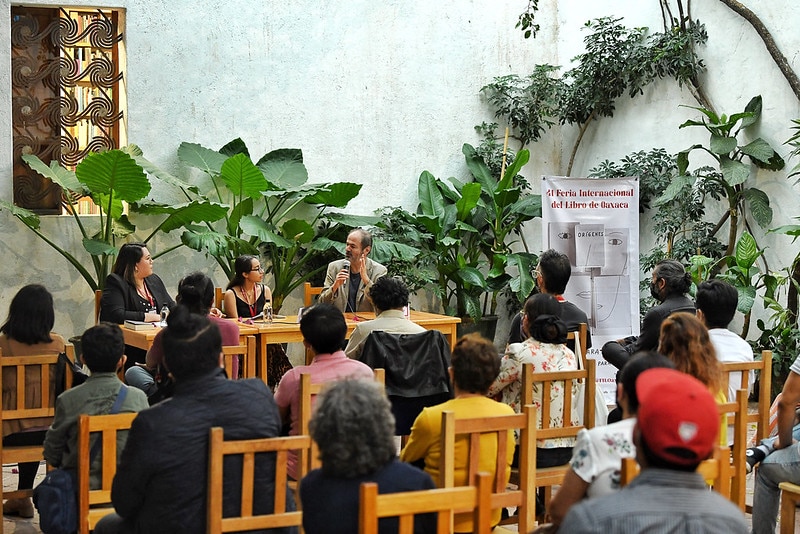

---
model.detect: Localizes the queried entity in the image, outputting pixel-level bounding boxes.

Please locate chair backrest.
[522,359,595,437]
[620,445,732,499]
[779,481,800,534]
[207,426,306,533]
[0,352,63,503]
[359,470,493,534]
[304,282,323,307]
[359,330,452,436]
[298,369,385,478]
[77,412,138,534]
[567,323,588,370]
[720,350,772,442]
[438,405,536,533]
[222,335,256,379]
[214,287,224,312]
[95,289,103,323]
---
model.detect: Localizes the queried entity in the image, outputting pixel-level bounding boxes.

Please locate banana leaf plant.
[462,143,541,316]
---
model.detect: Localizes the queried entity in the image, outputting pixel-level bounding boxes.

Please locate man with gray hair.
[319,228,387,313]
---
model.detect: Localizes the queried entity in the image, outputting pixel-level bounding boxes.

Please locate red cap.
[636,368,718,467]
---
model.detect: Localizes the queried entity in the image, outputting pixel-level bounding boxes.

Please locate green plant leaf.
[83,238,117,256]
[710,135,737,155]
[181,228,256,258]
[739,138,776,163]
[456,183,482,221]
[720,158,750,186]
[219,138,250,158]
[655,174,692,204]
[281,218,316,244]
[752,150,785,171]
[462,144,494,194]
[325,213,382,227]
[734,231,759,270]
[22,155,85,194]
[256,149,308,188]
[77,150,150,202]
[303,183,361,208]
[740,95,762,127]
[0,199,40,229]
[502,149,531,181]
[737,285,756,314]
[152,201,228,233]
[418,171,446,220]
[742,187,772,227]
[228,197,254,235]
[459,266,487,288]
[220,153,268,199]
[769,224,800,241]
[90,191,124,219]
[370,240,420,263]
[177,142,228,174]
[239,215,293,247]
[133,154,199,195]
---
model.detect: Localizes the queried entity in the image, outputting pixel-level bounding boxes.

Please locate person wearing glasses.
[223,255,273,320]
[223,255,292,389]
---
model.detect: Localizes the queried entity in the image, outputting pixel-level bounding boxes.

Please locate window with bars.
[11,6,125,214]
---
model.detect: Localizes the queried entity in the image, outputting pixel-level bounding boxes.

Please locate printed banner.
[541,177,640,404]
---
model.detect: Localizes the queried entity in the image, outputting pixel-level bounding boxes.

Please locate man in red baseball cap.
[560,368,747,533]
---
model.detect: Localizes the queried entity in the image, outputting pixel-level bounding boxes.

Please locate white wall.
[0,0,798,339]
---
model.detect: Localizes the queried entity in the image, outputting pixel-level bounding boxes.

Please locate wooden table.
[120,320,259,351]
[250,310,461,367]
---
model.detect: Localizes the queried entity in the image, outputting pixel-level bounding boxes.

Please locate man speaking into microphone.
[319,228,387,313]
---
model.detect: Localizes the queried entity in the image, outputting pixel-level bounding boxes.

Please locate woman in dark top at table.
[99,243,174,367]
[222,255,273,319]
[223,254,292,389]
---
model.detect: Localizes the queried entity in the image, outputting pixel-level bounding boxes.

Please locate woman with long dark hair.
[1,284,65,518]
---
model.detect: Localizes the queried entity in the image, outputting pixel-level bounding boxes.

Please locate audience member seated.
[223,255,292,388]
[300,379,435,534]
[602,259,694,370]
[125,272,240,401]
[273,303,373,480]
[658,312,727,443]
[547,352,675,527]
[43,323,148,488]
[319,228,387,313]
[507,249,592,351]
[695,279,754,402]
[750,351,800,534]
[1,285,66,518]
[399,333,514,533]
[559,368,748,533]
[344,276,424,360]
[98,243,175,368]
[93,306,292,534]
[488,293,578,468]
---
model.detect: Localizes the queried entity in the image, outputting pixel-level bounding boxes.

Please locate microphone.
[342,259,350,273]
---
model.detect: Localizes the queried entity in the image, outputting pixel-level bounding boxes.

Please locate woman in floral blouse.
[488,293,578,468]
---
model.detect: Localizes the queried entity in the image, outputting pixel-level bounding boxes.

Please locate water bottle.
[263,300,273,324]
[160,305,170,326]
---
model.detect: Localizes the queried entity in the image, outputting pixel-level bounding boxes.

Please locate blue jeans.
[124,366,158,397]
[751,423,800,534]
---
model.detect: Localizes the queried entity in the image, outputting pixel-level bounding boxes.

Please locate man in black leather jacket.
[602,259,695,370]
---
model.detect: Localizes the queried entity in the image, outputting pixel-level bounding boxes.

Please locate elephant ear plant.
[157,138,380,312]
[0,147,152,291]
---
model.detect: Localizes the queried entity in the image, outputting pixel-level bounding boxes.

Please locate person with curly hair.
[300,379,435,534]
[400,333,514,533]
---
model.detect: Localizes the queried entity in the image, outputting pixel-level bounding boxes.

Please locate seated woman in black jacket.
[99,243,174,366]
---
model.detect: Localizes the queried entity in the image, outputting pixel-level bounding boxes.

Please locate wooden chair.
[717,388,749,510]
[359,470,493,534]
[721,350,772,443]
[95,289,103,323]
[0,352,65,512]
[222,335,257,379]
[438,405,536,533]
[303,282,323,307]
[297,369,385,478]
[76,412,138,534]
[620,445,732,498]
[523,360,595,511]
[207,427,306,533]
[779,481,800,534]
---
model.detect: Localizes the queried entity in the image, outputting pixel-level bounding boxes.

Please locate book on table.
[124,320,156,331]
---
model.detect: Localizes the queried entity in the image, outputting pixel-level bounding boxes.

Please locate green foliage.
[784,118,800,181]
[0,147,156,291]
[515,0,540,39]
